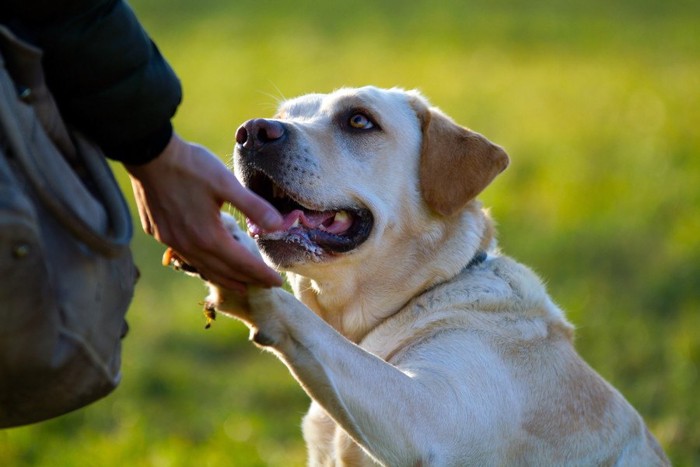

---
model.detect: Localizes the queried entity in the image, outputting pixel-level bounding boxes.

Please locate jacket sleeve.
[4,0,182,164]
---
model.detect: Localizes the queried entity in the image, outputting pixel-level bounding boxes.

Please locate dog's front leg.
[193,214,475,464]
[244,288,462,466]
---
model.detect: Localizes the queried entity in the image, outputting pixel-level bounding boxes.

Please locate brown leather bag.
[0,26,138,428]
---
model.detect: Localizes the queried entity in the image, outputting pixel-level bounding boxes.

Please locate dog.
[171,86,669,466]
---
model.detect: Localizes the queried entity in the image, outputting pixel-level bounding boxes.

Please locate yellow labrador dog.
[176,86,669,466]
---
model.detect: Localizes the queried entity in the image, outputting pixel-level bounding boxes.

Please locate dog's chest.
[302,402,379,466]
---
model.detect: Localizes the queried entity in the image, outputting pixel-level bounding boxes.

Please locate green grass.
[2,0,699,465]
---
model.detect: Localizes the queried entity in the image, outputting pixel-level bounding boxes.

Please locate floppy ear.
[412,99,509,216]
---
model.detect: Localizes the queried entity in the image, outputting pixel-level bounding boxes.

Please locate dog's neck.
[285,204,495,343]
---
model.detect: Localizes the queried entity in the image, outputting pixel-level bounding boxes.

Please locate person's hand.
[125,133,284,292]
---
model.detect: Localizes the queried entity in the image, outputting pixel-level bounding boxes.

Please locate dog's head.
[233,86,508,275]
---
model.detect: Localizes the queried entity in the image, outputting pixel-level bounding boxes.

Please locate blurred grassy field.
[2,0,699,465]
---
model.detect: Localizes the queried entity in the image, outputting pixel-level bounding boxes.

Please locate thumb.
[219,170,283,231]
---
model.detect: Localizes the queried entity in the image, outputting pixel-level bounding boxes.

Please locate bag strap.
[0,26,131,257]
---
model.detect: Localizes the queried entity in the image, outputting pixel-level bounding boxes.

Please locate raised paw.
[162,212,271,329]
[220,212,263,260]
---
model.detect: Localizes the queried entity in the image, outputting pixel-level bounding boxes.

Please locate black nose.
[236,118,285,150]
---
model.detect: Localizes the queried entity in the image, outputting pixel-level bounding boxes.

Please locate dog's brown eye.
[349,113,374,130]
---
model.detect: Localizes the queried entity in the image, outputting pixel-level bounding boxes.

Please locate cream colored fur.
[203,87,668,466]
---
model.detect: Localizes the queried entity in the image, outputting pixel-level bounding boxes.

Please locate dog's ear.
[411,96,509,216]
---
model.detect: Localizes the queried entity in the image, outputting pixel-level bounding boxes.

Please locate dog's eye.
[348,113,374,130]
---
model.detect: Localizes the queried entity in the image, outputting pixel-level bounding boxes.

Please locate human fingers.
[216,169,283,233]
[176,230,282,289]
[129,177,155,235]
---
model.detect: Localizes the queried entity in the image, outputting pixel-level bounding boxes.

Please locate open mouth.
[246,172,373,258]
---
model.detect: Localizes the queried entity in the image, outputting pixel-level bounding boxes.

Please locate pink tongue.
[247,209,352,236]
[281,209,334,230]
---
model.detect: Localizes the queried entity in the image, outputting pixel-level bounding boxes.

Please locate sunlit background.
[2,0,699,465]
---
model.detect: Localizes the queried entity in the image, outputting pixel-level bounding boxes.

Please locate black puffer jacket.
[1,0,182,165]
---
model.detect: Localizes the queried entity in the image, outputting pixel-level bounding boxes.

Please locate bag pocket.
[0,156,56,345]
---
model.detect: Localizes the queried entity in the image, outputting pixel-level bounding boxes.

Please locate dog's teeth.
[334,211,349,223]
[291,218,300,228]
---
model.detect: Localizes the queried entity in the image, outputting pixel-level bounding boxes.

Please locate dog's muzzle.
[233,119,374,267]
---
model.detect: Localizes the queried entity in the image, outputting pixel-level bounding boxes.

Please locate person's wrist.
[124,133,182,177]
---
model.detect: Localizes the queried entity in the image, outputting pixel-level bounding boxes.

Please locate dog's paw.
[162,212,267,327]
[203,212,263,318]
[220,212,263,260]
[200,290,248,330]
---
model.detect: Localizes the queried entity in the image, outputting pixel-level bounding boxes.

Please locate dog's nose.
[236,119,286,150]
